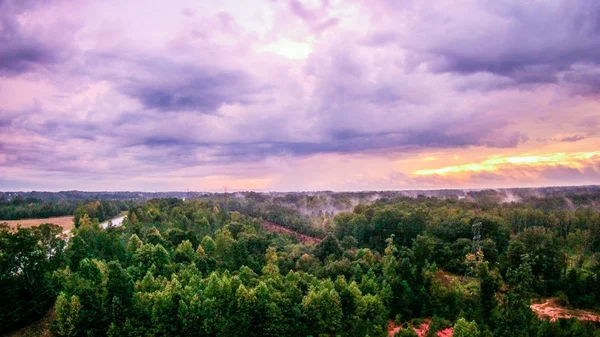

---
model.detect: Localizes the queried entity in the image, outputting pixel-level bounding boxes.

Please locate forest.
[1,190,600,336]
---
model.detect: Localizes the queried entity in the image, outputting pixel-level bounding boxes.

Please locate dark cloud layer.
[0,38,58,76]
[122,67,259,113]
[412,1,600,92]
[0,0,73,76]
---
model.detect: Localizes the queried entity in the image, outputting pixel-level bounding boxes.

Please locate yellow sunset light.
[413,151,600,176]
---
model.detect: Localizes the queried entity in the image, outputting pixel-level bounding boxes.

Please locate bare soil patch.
[262,221,321,244]
[0,216,74,231]
[388,321,401,336]
[437,328,453,337]
[414,322,429,336]
[531,298,600,322]
[388,320,453,337]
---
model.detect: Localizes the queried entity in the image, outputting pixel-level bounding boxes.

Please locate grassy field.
[0,216,74,231]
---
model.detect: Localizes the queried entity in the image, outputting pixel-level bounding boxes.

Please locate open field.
[0,216,74,231]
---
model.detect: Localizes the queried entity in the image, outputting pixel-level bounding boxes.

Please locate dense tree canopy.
[1,191,600,336]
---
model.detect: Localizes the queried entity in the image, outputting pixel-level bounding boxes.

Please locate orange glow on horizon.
[412,151,600,176]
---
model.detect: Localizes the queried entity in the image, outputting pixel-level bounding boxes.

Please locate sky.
[0,0,599,192]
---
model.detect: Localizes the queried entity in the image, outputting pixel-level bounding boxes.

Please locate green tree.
[126,234,143,256]
[201,235,217,256]
[233,284,257,335]
[395,328,418,337]
[124,211,140,235]
[0,223,65,330]
[106,261,133,324]
[494,256,535,337]
[507,227,565,293]
[302,285,343,335]
[453,318,480,337]
[130,243,171,278]
[314,233,343,261]
[54,294,82,337]
[477,262,499,323]
[174,240,197,264]
[262,247,280,277]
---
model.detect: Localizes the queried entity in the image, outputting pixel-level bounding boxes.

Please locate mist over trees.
[1,189,600,336]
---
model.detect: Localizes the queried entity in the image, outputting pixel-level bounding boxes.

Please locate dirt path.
[531,298,600,322]
[262,221,321,244]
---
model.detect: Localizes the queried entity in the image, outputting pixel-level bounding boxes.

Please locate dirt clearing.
[531,298,600,322]
[388,320,453,337]
[262,221,321,244]
[0,216,74,231]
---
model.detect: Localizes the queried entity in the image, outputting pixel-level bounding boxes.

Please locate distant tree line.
[0,196,134,221]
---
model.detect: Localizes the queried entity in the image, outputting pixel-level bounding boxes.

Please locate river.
[62,213,127,237]
[100,214,126,229]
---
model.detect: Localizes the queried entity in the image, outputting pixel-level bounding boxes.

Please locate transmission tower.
[471,221,482,253]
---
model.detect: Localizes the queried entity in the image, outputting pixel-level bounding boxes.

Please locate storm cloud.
[114,57,264,113]
[0,0,599,191]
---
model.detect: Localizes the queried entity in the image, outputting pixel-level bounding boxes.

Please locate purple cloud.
[0,0,599,191]
[0,0,77,76]
[404,0,600,91]
[285,0,339,32]
[560,135,585,143]
[119,63,261,113]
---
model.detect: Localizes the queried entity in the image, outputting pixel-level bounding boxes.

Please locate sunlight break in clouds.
[261,39,314,59]
[413,152,600,176]
[1,0,600,191]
